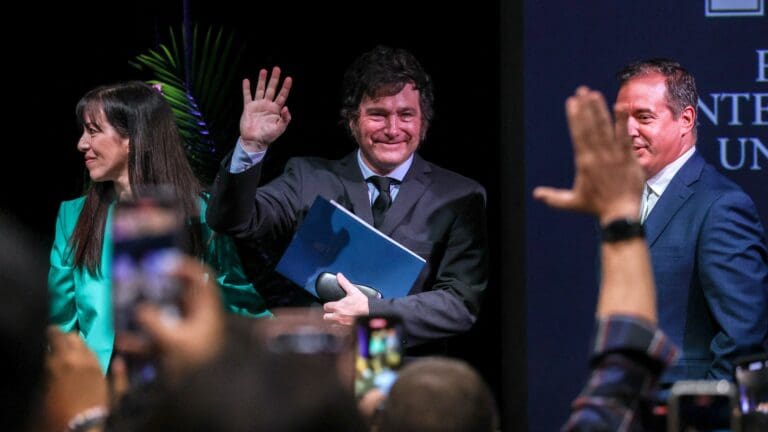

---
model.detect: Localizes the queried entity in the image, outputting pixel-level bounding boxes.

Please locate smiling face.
[77,108,131,194]
[351,83,423,175]
[616,72,695,178]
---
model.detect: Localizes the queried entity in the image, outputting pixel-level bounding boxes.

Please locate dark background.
[4,0,520,428]
[525,2,767,431]
[5,1,765,431]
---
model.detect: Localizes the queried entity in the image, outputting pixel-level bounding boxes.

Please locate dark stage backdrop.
[5,0,507,425]
[524,2,767,431]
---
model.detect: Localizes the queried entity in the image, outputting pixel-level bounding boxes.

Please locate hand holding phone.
[667,380,738,432]
[252,308,355,389]
[354,315,403,399]
[111,193,184,385]
[735,354,768,432]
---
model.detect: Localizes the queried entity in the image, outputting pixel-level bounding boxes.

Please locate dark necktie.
[369,176,395,228]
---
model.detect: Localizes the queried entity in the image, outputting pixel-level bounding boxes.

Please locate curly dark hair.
[340,46,434,139]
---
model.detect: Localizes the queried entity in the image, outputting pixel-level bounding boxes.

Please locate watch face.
[601,218,644,243]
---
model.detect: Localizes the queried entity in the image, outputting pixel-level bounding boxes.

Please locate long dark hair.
[70,81,203,274]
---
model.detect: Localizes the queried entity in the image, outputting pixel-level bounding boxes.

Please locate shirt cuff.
[592,315,679,368]
[229,138,266,173]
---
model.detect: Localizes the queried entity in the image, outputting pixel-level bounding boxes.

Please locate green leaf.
[132,24,244,186]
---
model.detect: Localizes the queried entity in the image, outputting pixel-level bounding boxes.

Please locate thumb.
[109,355,130,405]
[532,187,578,210]
[135,304,178,348]
[336,273,361,296]
[281,106,292,124]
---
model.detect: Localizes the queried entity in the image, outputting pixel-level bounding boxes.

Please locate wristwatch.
[601,218,644,243]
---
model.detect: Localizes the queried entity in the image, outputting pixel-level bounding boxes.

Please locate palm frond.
[132,25,244,186]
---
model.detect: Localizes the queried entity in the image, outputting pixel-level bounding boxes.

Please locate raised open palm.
[239,66,293,152]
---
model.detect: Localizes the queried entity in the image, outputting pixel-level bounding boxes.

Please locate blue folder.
[275,196,426,299]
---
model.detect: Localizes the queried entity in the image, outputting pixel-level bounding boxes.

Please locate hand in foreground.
[135,257,225,382]
[323,273,370,325]
[44,327,108,432]
[533,87,644,223]
[239,66,293,152]
[358,388,386,426]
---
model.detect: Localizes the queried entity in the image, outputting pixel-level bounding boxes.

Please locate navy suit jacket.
[645,151,768,383]
[206,151,489,354]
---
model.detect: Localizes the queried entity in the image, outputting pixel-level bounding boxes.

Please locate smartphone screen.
[111,193,183,385]
[668,380,737,432]
[676,394,733,431]
[354,315,403,398]
[735,355,768,432]
[250,308,354,390]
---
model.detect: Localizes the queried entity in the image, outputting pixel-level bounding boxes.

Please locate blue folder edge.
[275,196,426,299]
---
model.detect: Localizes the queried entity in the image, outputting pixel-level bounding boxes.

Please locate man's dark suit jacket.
[645,151,768,383]
[206,151,488,353]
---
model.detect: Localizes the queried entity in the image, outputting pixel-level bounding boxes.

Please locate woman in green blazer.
[48,81,270,373]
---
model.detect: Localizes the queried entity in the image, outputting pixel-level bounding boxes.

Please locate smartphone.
[354,315,403,399]
[256,308,351,355]
[252,308,354,388]
[735,354,768,432]
[111,193,184,385]
[668,380,739,432]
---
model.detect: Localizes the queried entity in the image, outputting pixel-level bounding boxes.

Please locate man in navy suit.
[206,46,488,355]
[616,59,768,383]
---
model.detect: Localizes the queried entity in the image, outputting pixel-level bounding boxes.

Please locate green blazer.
[48,196,270,373]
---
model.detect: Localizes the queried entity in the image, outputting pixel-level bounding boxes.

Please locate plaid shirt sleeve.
[562,315,679,432]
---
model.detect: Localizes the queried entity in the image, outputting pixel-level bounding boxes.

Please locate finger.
[337,273,361,296]
[324,313,352,325]
[109,355,130,405]
[567,90,606,156]
[323,301,338,312]
[171,257,221,313]
[114,331,151,355]
[337,316,353,326]
[255,69,268,100]
[574,85,591,96]
[242,78,252,107]
[581,90,614,153]
[613,102,632,154]
[264,66,282,101]
[135,304,177,348]
[274,76,293,107]
[532,187,578,210]
[565,94,589,155]
[281,107,292,125]
[323,312,347,325]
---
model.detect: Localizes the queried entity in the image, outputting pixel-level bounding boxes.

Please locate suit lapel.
[645,152,704,246]
[332,152,375,225]
[378,154,432,235]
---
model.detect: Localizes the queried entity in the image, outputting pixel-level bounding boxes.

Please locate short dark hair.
[340,46,434,137]
[618,58,698,132]
[136,333,365,432]
[377,357,498,432]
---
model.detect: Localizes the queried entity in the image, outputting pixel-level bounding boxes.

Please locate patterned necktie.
[369,176,394,228]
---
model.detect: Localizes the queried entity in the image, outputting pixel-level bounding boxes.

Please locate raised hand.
[533,87,644,223]
[135,257,225,382]
[240,66,293,152]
